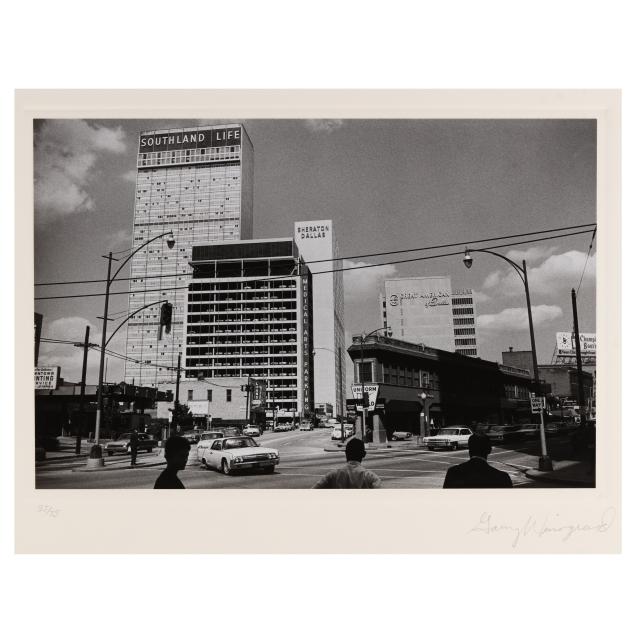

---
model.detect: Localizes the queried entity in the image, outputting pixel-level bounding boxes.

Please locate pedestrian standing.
[154,436,190,489]
[129,429,139,467]
[313,438,381,488]
[443,433,513,488]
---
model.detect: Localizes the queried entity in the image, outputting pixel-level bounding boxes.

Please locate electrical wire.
[575,226,597,296]
[34,228,595,301]
[34,222,596,287]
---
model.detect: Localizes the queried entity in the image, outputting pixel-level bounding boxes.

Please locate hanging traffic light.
[158,302,173,340]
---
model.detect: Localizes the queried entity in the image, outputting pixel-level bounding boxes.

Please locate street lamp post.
[93,231,175,447]
[463,247,552,470]
[358,326,392,444]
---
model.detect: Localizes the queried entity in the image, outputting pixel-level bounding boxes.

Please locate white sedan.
[422,427,473,451]
[199,436,280,475]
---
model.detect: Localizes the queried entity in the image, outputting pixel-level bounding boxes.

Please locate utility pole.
[571,289,587,426]
[95,252,114,446]
[75,326,90,455]
[172,352,182,436]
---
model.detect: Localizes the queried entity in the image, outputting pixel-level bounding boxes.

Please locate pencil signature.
[469,507,616,548]
[38,505,60,519]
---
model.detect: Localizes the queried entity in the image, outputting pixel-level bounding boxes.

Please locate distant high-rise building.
[184,239,313,416]
[293,220,345,417]
[381,277,479,357]
[124,124,254,386]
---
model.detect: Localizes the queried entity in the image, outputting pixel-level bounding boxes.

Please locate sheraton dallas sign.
[139,127,242,152]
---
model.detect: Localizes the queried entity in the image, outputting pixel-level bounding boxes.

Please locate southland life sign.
[139,127,242,152]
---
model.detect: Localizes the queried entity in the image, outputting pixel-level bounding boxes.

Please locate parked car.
[105,432,157,456]
[423,427,473,451]
[199,436,279,475]
[243,424,261,437]
[485,425,523,443]
[299,421,314,431]
[196,431,226,460]
[517,423,541,439]
[274,422,293,432]
[391,430,413,441]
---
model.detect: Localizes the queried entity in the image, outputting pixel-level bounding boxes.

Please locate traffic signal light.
[158,302,173,340]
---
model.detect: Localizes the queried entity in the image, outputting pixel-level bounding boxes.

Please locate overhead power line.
[34,228,596,301]
[575,226,597,296]
[34,222,596,287]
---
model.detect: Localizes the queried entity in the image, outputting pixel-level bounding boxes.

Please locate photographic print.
[16,90,620,552]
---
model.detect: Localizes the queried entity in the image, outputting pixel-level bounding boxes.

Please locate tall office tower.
[124,124,254,386]
[294,221,345,418]
[184,239,313,416]
[381,277,479,357]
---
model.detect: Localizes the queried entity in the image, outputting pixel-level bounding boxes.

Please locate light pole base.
[538,456,553,471]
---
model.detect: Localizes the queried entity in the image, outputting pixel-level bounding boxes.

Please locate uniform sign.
[351,384,379,410]
[530,396,545,413]
[34,366,60,390]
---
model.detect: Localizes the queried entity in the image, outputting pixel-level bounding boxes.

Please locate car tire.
[201,459,208,470]
[263,466,275,474]
[107,451,113,456]
[451,442,458,451]
[427,446,434,451]
[147,448,152,453]
[222,459,232,476]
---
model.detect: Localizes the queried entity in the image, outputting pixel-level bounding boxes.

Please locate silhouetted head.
[165,435,190,470]
[345,438,366,462]
[468,433,492,459]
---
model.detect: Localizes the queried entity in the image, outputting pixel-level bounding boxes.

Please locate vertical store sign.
[301,268,314,414]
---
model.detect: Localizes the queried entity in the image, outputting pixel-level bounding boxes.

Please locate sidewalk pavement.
[72,449,167,472]
[524,460,595,487]
[323,438,424,453]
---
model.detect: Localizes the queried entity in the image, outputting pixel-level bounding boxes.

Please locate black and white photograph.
[32,110,599,491]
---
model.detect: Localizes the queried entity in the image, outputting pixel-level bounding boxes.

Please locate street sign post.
[530,396,545,413]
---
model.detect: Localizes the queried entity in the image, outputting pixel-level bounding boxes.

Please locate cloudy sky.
[34,118,596,384]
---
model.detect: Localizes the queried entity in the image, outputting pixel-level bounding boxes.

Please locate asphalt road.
[35,428,573,489]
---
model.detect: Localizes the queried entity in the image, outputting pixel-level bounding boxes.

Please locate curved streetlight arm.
[109,231,174,286]
[105,300,167,347]
[466,247,525,283]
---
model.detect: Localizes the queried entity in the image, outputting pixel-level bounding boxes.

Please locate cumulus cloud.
[106,229,132,251]
[472,290,490,303]
[121,169,137,183]
[305,119,344,134]
[343,259,398,302]
[477,304,563,331]
[35,120,126,225]
[504,245,558,263]
[482,250,596,297]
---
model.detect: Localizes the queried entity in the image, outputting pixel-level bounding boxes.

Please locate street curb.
[72,459,166,473]
[524,469,595,487]
[322,444,429,454]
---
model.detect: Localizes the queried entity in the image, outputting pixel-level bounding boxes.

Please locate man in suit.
[443,433,513,488]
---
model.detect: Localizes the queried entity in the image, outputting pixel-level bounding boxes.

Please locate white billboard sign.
[187,400,210,416]
[556,332,596,355]
[351,383,379,410]
[34,366,60,390]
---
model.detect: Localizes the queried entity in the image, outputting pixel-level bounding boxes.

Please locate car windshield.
[201,433,221,440]
[223,437,257,449]
[438,428,460,435]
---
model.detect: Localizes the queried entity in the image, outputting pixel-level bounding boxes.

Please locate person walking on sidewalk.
[443,433,513,488]
[129,429,139,468]
[313,438,382,488]
[154,436,190,489]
